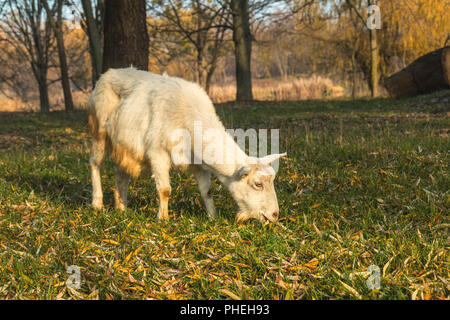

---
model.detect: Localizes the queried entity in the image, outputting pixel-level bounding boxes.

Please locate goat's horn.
[258,153,287,165]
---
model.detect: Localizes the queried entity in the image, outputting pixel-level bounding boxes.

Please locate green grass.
[0,91,449,300]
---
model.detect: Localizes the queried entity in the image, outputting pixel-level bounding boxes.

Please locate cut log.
[383,46,450,99]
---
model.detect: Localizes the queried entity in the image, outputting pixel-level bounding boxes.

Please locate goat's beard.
[236,211,270,224]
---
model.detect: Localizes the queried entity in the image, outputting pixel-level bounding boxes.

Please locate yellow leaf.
[102,239,119,245]
[339,280,362,299]
[310,203,322,209]
[166,293,184,300]
[289,265,304,271]
[123,251,134,263]
[219,289,241,300]
[54,281,66,288]
[305,258,319,270]
[124,286,144,292]
[213,254,232,267]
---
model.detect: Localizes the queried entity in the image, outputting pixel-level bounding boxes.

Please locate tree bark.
[37,68,50,113]
[383,46,450,99]
[351,45,358,99]
[102,0,149,72]
[230,0,253,101]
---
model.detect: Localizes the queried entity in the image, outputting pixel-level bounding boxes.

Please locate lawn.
[0,91,448,300]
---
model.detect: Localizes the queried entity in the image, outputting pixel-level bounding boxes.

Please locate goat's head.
[227,153,286,223]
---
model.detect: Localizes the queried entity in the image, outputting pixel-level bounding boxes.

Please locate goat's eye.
[255,181,263,190]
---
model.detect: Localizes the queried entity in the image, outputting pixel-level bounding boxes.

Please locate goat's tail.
[87,70,121,138]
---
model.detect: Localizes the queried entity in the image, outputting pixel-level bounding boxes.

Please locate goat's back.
[87,68,224,176]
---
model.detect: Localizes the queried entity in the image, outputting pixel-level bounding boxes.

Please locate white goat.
[87,67,285,222]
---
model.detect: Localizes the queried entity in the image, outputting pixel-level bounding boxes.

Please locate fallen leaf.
[219,288,241,300]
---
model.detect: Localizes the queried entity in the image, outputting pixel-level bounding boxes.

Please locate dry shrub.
[0,97,34,112]
[0,91,90,112]
[209,76,345,103]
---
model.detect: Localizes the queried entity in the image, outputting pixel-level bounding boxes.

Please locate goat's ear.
[236,166,251,179]
[258,153,287,165]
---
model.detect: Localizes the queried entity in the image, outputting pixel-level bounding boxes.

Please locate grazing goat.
[87,68,285,222]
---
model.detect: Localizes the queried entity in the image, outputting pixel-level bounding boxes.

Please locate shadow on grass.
[4,172,92,209]
[3,171,218,221]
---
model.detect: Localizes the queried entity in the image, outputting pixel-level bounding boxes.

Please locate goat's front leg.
[114,166,130,210]
[150,152,171,220]
[192,166,216,219]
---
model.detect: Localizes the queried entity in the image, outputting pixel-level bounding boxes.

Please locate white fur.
[87,67,285,222]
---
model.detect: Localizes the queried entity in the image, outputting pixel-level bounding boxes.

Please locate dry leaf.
[219,288,241,300]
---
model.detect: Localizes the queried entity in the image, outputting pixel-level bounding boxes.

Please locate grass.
[0,91,449,300]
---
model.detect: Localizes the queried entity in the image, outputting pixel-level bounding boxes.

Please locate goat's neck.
[200,131,249,183]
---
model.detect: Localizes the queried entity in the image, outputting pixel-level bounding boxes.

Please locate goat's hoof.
[157,212,169,221]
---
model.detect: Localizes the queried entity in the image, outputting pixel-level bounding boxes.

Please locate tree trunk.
[37,69,50,113]
[350,34,361,98]
[383,46,450,99]
[352,47,357,99]
[369,27,378,97]
[230,0,253,101]
[56,3,74,111]
[205,55,219,95]
[102,0,149,72]
[43,0,74,111]
[196,43,205,88]
[81,0,103,84]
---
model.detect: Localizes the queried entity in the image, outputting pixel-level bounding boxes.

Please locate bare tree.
[227,0,294,101]
[0,0,56,112]
[42,0,74,111]
[148,0,230,92]
[149,0,291,100]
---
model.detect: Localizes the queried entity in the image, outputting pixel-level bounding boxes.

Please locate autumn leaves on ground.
[0,92,449,300]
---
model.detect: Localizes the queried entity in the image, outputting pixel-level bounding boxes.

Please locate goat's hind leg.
[114,166,130,211]
[90,134,106,209]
